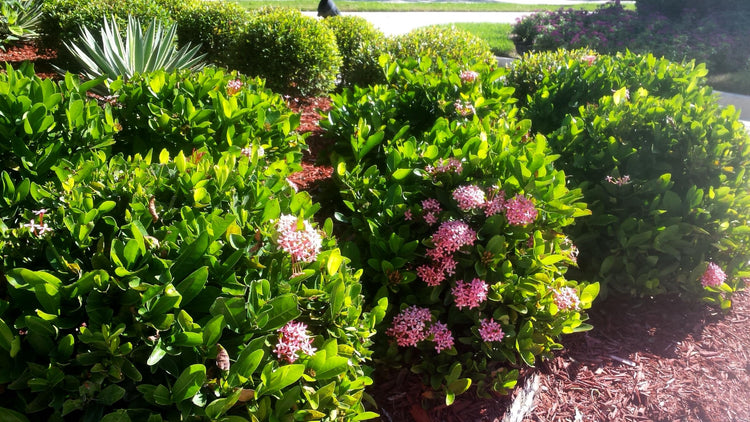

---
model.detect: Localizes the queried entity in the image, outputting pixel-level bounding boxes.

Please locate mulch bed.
[6,41,750,422]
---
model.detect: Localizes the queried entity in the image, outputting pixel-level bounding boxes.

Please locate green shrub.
[65,15,206,82]
[389,26,496,67]
[0,147,385,420]
[0,63,117,182]
[39,0,173,66]
[321,56,516,167]
[236,7,342,97]
[107,67,305,158]
[173,0,249,68]
[323,56,596,401]
[505,49,711,134]
[322,15,388,88]
[636,0,750,18]
[551,87,750,303]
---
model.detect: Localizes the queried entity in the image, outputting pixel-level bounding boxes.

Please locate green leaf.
[175,266,208,306]
[352,412,380,421]
[100,411,131,422]
[326,248,343,276]
[230,348,264,383]
[260,363,304,396]
[257,295,300,331]
[0,407,30,422]
[202,315,225,347]
[0,318,13,352]
[327,279,345,319]
[5,269,62,314]
[171,364,207,402]
[210,297,248,330]
[309,353,349,380]
[171,232,209,281]
[98,385,126,406]
[204,389,241,420]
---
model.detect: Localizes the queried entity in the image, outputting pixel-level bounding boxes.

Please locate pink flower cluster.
[582,54,597,65]
[452,278,488,310]
[504,194,538,226]
[478,318,505,342]
[387,306,454,353]
[452,185,486,211]
[227,79,243,96]
[426,157,463,175]
[421,198,442,225]
[432,220,477,255]
[701,262,726,288]
[460,70,479,83]
[554,287,581,311]
[605,175,631,186]
[429,322,455,353]
[276,214,322,263]
[273,320,316,363]
[22,209,53,236]
[484,191,506,217]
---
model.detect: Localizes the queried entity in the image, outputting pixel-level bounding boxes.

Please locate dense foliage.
[507,49,750,302]
[322,55,597,401]
[0,65,384,421]
[322,15,388,89]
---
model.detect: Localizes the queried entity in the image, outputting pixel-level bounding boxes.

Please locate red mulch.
[8,41,750,422]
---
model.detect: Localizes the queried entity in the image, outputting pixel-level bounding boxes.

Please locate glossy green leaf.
[171,364,207,402]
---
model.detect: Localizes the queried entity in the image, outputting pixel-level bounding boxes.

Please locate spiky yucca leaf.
[65,15,206,82]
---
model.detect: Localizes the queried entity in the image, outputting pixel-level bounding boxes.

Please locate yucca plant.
[0,0,43,47]
[64,15,206,82]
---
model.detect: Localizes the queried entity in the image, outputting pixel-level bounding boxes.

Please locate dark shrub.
[173,0,249,68]
[322,15,388,88]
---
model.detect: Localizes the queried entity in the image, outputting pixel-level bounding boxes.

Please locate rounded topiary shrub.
[173,0,250,68]
[551,87,750,304]
[236,7,342,97]
[107,68,305,158]
[0,148,384,420]
[324,57,597,401]
[389,25,496,67]
[322,15,388,88]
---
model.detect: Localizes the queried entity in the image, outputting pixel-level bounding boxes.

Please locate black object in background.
[318,0,341,17]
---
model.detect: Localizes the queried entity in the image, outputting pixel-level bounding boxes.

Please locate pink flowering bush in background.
[328,56,599,401]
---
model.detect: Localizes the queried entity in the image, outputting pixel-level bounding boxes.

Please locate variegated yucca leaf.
[65,15,206,82]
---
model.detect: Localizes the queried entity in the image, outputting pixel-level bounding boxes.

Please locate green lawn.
[432,23,516,57]
[233,0,630,13]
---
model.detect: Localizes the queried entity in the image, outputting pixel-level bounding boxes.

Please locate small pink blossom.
[701,262,726,288]
[452,185,486,211]
[422,198,442,213]
[554,287,581,311]
[454,100,475,117]
[387,306,432,347]
[452,278,488,310]
[404,209,413,221]
[227,79,243,96]
[276,214,322,263]
[273,320,316,363]
[582,55,597,65]
[483,193,505,217]
[424,212,438,225]
[432,220,477,254]
[478,318,505,342]
[429,322,454,353]
[22,221,53,236]
[417,264,445,287]
[605,175,631,186]
[460,70,479,83]
[504,194,538,226]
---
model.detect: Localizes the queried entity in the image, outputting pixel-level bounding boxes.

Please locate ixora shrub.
[65,15,206,82]
[322,15,388,89]
[505,49,711,134]
[551,87,750,304]
[236,7,342,97]
[107,67,305,158]
[0,148,385,420]
[325,59,597,401]
[0,63,117,181]
[389,26,496,67]
[321,55,516,167]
